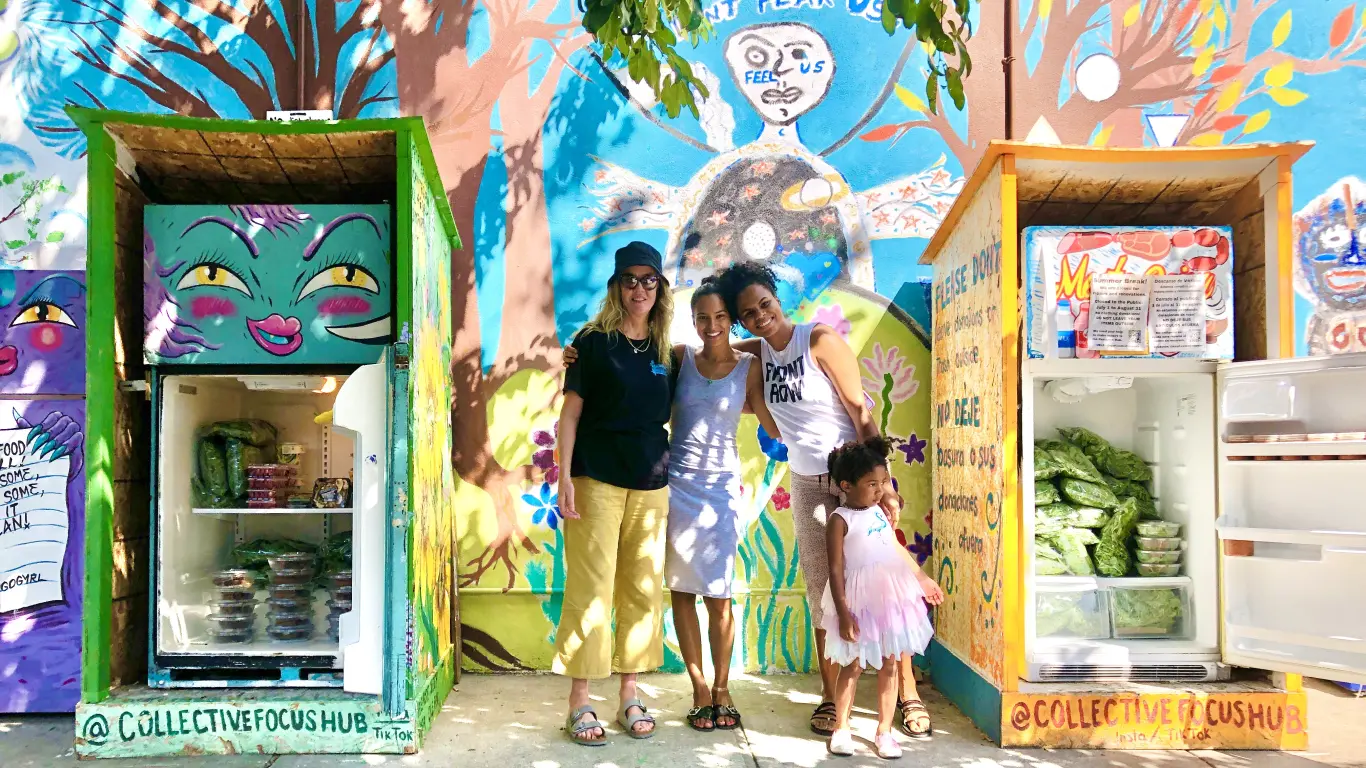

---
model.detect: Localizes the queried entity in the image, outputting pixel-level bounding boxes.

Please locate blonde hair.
[583,276,674,366]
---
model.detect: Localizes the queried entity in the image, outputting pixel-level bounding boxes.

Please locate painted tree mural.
[19,0,396,156]
[377,0,589,590]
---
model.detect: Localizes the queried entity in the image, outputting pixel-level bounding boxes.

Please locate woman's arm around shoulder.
[810,325,877,439]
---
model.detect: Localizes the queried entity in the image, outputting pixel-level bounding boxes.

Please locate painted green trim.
[927,640,1002,744]
[413,647,456,745]
[395,132,415,336]
[384,354,411,715]
[405,126,462,253]
[81,125,118,704]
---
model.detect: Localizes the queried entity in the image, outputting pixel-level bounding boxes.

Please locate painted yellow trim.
[921,140,1315,266]
[1284,674,1304,693]
[999,154,1023,693]
[1276,155,1295,358]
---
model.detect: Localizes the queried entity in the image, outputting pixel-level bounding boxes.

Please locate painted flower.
[861,343,919,404]
[772,486,791,511]
[910,532,933,565]
[531,423,559,483]
[811,304,851,339]
[898,433,927,465]
[522,482,561,531]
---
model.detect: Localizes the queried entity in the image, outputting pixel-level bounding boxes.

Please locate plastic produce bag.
[197,438,227,495]
[1094,497,1141,577]
[1037,503,1109,530]
[1037,592,1103,637]
[1041,529,1098,575]
[1038,439,1104,484]
[1035,482,1061,506]
[1112,588,1183,635]
[1102,474,1158,519]
[319,531,353,575]
[1034,446,1062,480]
[233,538,319,575]
[1058,427,1152,482]
[225,440,266,498]
[1035,540,1069,576]
[206,419,277,447]
[1060,478,1120,509]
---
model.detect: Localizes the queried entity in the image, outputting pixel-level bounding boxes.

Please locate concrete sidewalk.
[1,675,1361,767]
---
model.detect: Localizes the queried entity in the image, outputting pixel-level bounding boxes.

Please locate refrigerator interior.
[1218,356,1366,684]
[155,374,355,660]
[1024,362,1220,682]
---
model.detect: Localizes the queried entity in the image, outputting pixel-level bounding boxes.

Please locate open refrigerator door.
[1023,359,1222,682]
[1217,353,1366,686]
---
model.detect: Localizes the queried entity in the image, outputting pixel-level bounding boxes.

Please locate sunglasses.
[619,274,661,290]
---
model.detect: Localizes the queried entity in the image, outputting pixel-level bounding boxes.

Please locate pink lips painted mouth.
[0,346,17,376]
[246,314,303,356]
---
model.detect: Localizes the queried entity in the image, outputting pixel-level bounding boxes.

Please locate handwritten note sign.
[1087,274,1151,353]
[1150,274,1207,354]
[0,428,71,614]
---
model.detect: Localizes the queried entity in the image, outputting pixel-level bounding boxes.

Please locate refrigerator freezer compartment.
[1035,579,1110,640]
[1107,580,1193,640]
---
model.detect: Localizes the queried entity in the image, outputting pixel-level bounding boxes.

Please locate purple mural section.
[0,272,87,396]
[0,398,86,713]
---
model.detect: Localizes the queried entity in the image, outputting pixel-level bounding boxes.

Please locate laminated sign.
[0,428,72,613]
[1023,226,1234,359]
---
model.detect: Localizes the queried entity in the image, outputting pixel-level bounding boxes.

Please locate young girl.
[822,437,945,759]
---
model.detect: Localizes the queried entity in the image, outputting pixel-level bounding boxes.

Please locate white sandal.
[875,732,903,759]
[829,728,856,756]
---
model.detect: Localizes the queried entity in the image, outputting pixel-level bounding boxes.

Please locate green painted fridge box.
[70,109,461,759]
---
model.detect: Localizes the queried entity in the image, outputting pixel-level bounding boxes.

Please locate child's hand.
[839,611,860,643]
[918,573,945,606]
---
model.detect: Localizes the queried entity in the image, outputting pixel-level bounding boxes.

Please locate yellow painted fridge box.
[71,110,461,759]
[921,141,1366,750]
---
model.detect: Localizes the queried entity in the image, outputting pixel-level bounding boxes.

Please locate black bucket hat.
[614,241,664,279]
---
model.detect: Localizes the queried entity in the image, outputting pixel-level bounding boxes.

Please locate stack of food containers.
[209,569,257,643]
[1134,521,1182,576]
[266,553,315,641]
[328,570,352,642]
[246,463,299,509]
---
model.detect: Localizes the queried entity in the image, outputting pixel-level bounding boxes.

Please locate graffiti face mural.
[1295,178,1366,355]
[143,204,392,365]
[0,271,84,394]
[723,23,835,128]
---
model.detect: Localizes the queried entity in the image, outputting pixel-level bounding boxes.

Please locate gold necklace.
[626,335,649,354]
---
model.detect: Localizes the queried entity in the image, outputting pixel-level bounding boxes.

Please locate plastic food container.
[213,569,253,588]
[247,464,298,478]
[1135,550,1181,565]
[1034,582,1110,640]
[327,613,341,641]
[278,443,305,466]
[1108,584,1191,639]
[267,553,315,571]
[267,626,312,642]
[267,584,311,600]
[207,614,255,631]
[1134,536,1181,552]
[209,599,256,616]
[207,627,254,643]
[1137,563,1182,577]
[270,567,314,585]
[327,597,352,614]
[267,596,312,613]
[331,570,353,590]
[214,586,255,601]
[267,612,312,629]
[1136,521,1181,538]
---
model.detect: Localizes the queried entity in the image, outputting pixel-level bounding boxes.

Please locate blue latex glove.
[757,425,788,463]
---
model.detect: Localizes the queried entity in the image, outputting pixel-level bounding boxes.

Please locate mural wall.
[3,0,1366,678]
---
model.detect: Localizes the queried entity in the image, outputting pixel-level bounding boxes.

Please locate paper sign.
[1087,274,1151,352]
[0,428,72,614]
[1150,274,1207,354]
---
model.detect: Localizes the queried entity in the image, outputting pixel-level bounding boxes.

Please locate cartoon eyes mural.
[11,301,78,328]
[0,272,87,394]
[143,204,393,365]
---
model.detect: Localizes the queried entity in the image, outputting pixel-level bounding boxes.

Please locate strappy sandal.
[897,698,932,739]
[564,704,608,747]
[687,704,716,732]
[713,686,741,730]
[810,701,838,735]
[619,697,655,740]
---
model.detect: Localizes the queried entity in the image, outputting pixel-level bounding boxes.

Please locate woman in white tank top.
[715,262,933,740]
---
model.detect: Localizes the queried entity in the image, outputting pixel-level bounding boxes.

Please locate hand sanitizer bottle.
[1056,298,1076,358]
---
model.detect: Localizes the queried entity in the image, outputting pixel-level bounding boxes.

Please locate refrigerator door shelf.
[1217,355,1366,685]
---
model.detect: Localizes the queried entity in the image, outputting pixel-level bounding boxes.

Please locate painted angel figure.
[584,20,964,332]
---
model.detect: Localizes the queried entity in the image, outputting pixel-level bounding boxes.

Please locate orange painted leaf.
[1213,114,1248,131]
[1175,0,1199,30]
[1194,91,1217,116]
[1208,64,1244,83]
[860,124,901,142]
[1331,5,1355,47]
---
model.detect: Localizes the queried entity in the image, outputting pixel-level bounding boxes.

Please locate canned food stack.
[266,553,316,642]
[1134,521,1182,576]
[209,569,258,643]
[327,570,353,642]
[246,464,299,509]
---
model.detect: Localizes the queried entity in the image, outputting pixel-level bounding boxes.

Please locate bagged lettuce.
[1041,528,1098,575]
[1060,478,1120,509]
[1103,474,1159,519]
[1034,445,1063,480]
[1112,588,1183,634]
[1035,540,1069,576]
[1035,482,1061,505]
[205,419,278,447]
[1037,592,1104,637]
[1038,439,1104,483]
[1094,497,1141,577]
[1037,503,1108,529]
[1058,426,1152,482]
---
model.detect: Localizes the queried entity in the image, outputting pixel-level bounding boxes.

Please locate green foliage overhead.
[581,0,975,118]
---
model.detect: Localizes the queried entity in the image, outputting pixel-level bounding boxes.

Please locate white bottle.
[1056,298,1076,358]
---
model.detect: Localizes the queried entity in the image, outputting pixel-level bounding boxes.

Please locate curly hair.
[691,274,725,312]
[827,436,893,487]
[714,261,780,324]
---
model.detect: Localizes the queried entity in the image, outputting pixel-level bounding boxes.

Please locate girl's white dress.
[819,505,934,669]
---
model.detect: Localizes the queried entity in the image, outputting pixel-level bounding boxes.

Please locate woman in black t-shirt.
[554,241,674,746]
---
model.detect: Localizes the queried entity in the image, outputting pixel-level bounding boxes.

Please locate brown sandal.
[810,701,837,735]
[898,698,932,739]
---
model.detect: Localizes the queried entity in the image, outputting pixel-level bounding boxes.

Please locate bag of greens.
[1035,482,1061,506]
[1038,439,1104,484]
[1094,497,1141,577]
[1060,478,1120,509]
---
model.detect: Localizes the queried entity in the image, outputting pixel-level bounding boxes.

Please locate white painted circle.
[1075,54,1121,102]
[742,221,777,260]
[798,178,835,208]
